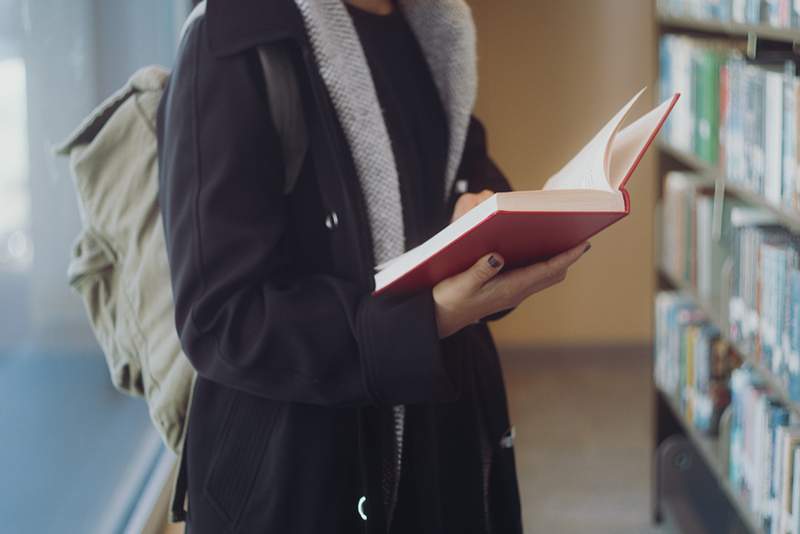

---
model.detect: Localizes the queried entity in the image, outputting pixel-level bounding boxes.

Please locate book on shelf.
[776,426,800,532]
[726,366,800,533]
[660,171,740,309]
[372,89,680,296]
[659,169,800,404]
[659,33,800,212]
[655,291,739,435]
[728,218,800,395]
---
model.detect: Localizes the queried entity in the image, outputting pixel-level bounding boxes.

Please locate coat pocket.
[203,390,281,526]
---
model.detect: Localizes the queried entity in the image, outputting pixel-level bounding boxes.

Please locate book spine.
[765,71,785,207]
[789,445,800,534]
[783,62,797,211]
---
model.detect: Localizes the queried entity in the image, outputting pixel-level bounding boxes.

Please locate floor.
[501,345,670,534]
[165,345,672,534]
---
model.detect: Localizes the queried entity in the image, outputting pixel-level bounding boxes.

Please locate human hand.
[432,241,591,338]
[451,190,494,222]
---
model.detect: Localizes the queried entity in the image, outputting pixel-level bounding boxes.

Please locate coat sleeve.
[451,116,515,322]
[453,116,513,196]
[157,19,458,407]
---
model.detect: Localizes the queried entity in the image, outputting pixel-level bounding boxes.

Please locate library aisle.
[503,347,670,534]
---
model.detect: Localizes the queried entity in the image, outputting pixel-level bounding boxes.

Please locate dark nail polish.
[583,243,592,254]
[488,255,501,268]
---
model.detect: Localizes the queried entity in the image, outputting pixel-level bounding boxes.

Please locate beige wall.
[468,0,657,346]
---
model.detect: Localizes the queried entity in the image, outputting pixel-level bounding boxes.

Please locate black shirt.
[347,3,450,250]
[348,4,452,532]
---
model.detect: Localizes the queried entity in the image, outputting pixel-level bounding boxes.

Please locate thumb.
[477,189,494,202]
[462,253,504,291]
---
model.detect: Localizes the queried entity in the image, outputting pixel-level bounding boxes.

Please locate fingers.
[459,252,505,293]
[514,241,589,282]
[480,242,590,308]
[452,190,496,222]
[476,189,494,202]
[452,194,475,222]
[525,267,568,294]
[545,241,590,272]
[453,194,472,212]
[432,240,589,337]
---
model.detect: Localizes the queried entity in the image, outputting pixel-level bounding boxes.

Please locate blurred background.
[0,0,672,532]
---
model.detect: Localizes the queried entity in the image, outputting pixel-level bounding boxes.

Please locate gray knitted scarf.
[292,0,477,265]
[291,0,478,523]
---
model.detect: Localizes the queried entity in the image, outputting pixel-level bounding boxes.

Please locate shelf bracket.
[712,178,725,242]
[746,32,758,59]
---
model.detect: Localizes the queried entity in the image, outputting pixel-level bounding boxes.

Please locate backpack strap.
[168,372,197,523]
[182,1,308,195]
[257,44,308,195]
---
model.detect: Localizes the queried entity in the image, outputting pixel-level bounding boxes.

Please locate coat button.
[499,426,515,449]
[357,496,367,520]
[325,211,339,230]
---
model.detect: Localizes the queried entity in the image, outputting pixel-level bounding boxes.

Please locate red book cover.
[374,91,679,296]
[376,191,630,296]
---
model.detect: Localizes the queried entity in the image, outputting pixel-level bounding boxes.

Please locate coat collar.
[205,0,478,266]
[206,0,307,57]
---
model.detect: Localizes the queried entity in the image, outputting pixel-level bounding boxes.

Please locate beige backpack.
[55,2,307,456]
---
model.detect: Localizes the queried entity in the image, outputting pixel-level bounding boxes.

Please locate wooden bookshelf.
[654,9,800,534]
[659,142,800,233]
[658,13,800,44]
[656,386,762,534]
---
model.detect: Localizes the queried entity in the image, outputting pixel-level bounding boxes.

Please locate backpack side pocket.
[68,225,145,396]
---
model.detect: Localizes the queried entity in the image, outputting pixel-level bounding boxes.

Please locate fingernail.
[488,255,501,268]
[583,243,592,254]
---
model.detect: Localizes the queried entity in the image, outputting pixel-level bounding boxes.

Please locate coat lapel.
[291,0,477,265]
[400,0,478,205]
[292,0,405,265]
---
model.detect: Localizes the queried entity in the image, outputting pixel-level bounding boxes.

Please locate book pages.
[543,88,645,192]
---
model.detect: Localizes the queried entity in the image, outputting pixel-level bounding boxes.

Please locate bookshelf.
[659,267,800,418]
[654,5,800,533]
[658,13,800,44]
[658,382,763,534]
[659,142,800,233]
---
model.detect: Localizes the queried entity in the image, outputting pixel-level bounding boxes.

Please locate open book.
[373,88,680,296]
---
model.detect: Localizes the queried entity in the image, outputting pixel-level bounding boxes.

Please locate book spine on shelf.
[723,365,800,530]
[782,63,797,211]
[658,167,800,412]
[655,291,735,436]
[656,0,800,25]
[659,34,800,215]
[765,71,785,207]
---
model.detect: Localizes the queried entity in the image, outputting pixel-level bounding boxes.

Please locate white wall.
[0,0,190,353]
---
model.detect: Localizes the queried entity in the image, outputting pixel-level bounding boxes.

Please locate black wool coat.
[156,1,522,532]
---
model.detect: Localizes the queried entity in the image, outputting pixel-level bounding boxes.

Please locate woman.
[157,0,589,532]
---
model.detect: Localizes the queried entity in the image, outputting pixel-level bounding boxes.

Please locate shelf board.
[659,142,800,233]
[656,387,762,534]
[658,13,800,44]
[659,268,800,417]
[659,142,719,177]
